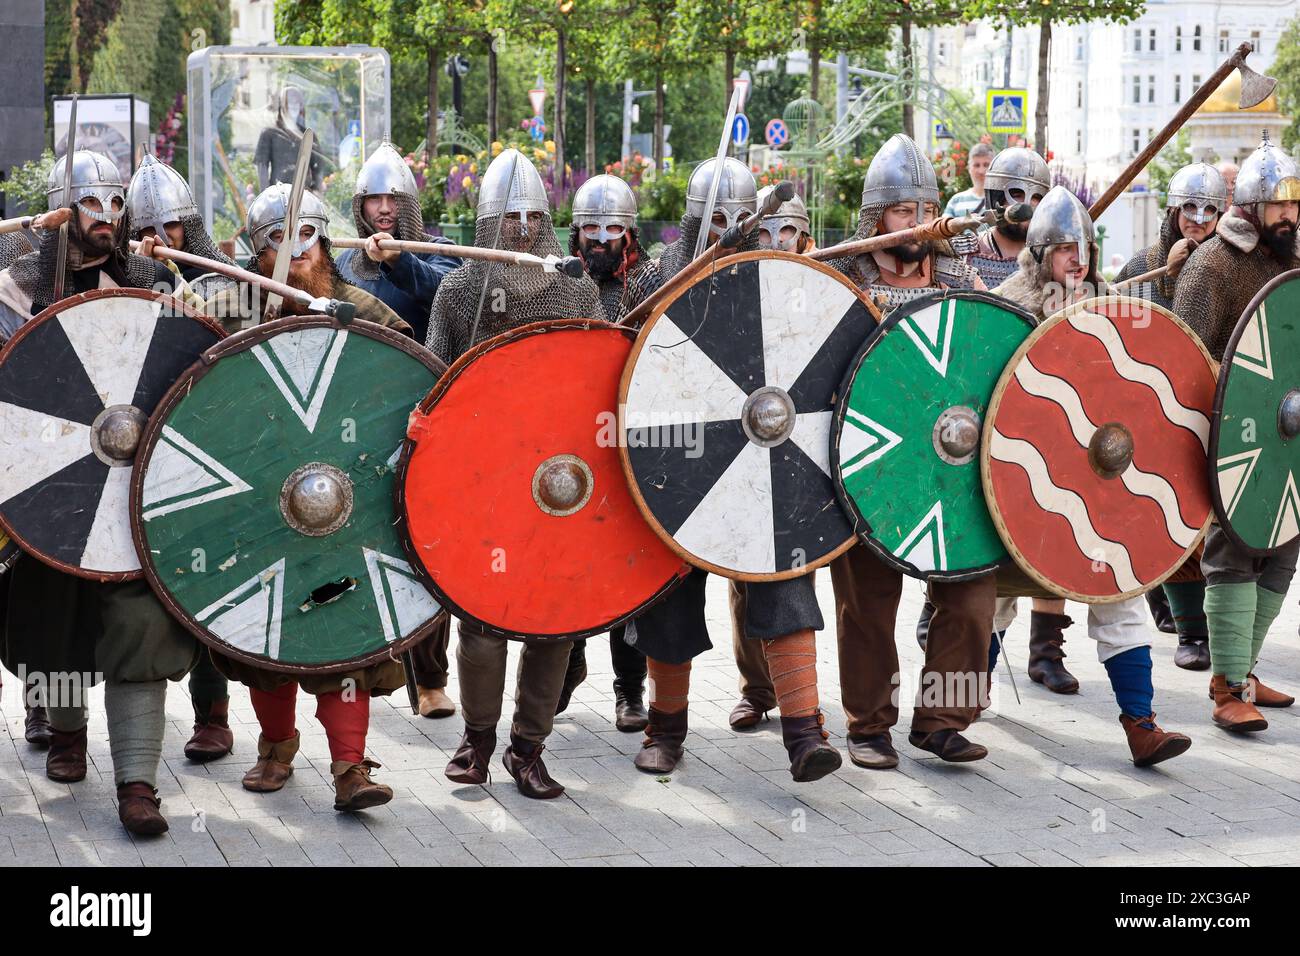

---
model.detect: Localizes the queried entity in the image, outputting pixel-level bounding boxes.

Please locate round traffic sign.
[765,118,789,148]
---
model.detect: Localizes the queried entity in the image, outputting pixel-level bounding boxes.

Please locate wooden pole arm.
[329,236,586,276]
[808,211,993,262]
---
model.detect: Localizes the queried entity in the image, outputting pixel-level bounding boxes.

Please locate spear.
[329,236,585,276]
[809,209,1002,262]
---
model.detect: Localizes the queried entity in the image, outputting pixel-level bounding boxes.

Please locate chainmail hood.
[822,201,961,287]
[348,191,427,280]
[125,210,236,269]
[993,244,1107,321]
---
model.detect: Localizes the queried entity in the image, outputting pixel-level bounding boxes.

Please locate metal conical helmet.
[983,147,1050,204]
[355,141,418,199]
[126,153,198,245]
[756,185,810,251]
[685,157,757,231]
[1026,186,1095,263]
[571,174,637,242]
[860,134,939,217]
[247,182,332,257]
[476,148,550,224]
[1165,162,1229,223]
[47,150,125,222]
[1232,132,1300,206]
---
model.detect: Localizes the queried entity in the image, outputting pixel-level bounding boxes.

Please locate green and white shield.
[832,291,1035,580]
[1212,270,1300,554]
[132,317,446,674]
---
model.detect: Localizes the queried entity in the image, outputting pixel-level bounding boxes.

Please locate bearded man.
[1172,134,1300,733]
[756,186,814,253]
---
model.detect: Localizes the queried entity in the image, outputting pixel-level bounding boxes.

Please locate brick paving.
[4,574,1300,867]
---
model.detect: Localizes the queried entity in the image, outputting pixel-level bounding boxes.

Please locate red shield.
[982,296,1215,602]
[400,319,688,639]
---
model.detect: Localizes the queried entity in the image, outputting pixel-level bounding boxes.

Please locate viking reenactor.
[1171,134,1300,732]
[966,147,1050,288]
[336,141,460,346]
[943,142,995,218]
[0,150,200,835]
[619,157,842,783]
[427,148,603,799]
[557,172,649,731]
[823,134,995,768]
[211,182,411,813]
[1115,162,1230,672]
[333,143,459,720]
[756,185,814,253]
[990,186,1193,766]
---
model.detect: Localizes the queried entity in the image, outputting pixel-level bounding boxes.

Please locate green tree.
[1273,16,1300,150]
[964,0,1146,156]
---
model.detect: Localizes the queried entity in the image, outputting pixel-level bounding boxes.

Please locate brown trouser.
[830,545,995,737]
[455,624,570,744]
[409,615,451,689]
[728,581,777,709]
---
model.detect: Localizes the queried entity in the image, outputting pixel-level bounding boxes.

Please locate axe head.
[1234,44,1277,109]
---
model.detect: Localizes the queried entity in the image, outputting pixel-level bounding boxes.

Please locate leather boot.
[915,600,935,652]
[417,686,456,718]
[1248,673,1294,708]
[554,641,588,715]
[728,697,769,730]
[332,758,393,811]
[613,682,649,733]
[117,782,168,836]
[24,703,52,749]
[501,735,565,799]
[634,707,688,775]
[908,728,988,762]
[1210,674,1268,733]
[241,732,299,792]
[445,727,495,784]
[1174,636,1211,671]
[1028,612,1079,694]
[1145,588,1176,634]
[780,711,842,782]
[1119,713,1192,767]
[846,733,899,770]
[184,698,234,762]
[46,725,88,783]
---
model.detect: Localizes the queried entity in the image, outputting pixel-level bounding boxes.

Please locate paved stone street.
[4,574,1300,867]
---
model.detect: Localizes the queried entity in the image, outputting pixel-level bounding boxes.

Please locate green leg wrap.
[1163,581,1207,637]
[1252,586,1288,671]
[1205,582,1257,685]
[105,680,167,788]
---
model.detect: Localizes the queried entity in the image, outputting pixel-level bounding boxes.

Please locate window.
[1132,75,1141,104]
[1076,81,1084,109]
[1194,25,1202,51]
[1075,34,1085,60]
[938,40,947,64]
[1251,30,1262,53]
[1148,75,1156,103]
[1133,28,1142,52]
[1132,129,1142,155]
[1175,26,1182,52]
[1174,75,1182,103]
[1219,29,1231,53]
[1076,129,1083,153]
[1149,29,1157,52]
[1193,73,1202,90]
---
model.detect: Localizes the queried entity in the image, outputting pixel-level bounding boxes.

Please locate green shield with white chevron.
[832,291,1035,580]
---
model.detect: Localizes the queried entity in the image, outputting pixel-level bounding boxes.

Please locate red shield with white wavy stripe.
[982,297,1216,602]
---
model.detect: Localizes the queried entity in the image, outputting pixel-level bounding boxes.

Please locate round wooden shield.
[982,296,1216,603]
[619,250,880,580]
[833,291,1036,581]
[400,319,688,640]
[1211,270,1300,554]
[0,288,223,580]
[131,316,446,674]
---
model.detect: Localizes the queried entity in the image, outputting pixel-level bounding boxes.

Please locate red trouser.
[249,683,370,765]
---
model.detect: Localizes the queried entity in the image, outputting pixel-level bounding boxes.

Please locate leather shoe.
[1146,587,1177,634]
[1248,673,1294,708]
[1210,674,1268,733]
[1028,611,1079,694]
[908,728,987,762]
[417,686,456,718]
[614,686,649,733]
[728,697,769,730]
[1174,637,1211,671]
[332,759,393,811]
[846,733,899,770]
[117,782,168,836]
[184,698,234,762]
[46,725,88,783]
[445,727,496,784]
[1120,713,1191,767]
[241,732,299,792]
[634,707,688,774]
[502,735,565,799]
[780,711,841,782]
[24,703,52,749]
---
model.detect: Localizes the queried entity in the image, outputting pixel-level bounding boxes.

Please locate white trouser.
[993,595,1152,663]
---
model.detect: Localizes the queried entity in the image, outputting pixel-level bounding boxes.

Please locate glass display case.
[186,45,391,256]
[52,95,151,184]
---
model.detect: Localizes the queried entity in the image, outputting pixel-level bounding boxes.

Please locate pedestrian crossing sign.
[986,89,1027,135]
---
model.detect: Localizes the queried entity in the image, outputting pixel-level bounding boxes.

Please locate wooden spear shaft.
[808,213,989,262]
[129,240,320,309]
[329,236,582,273]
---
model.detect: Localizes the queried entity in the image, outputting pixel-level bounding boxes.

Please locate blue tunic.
[337,243,461,345]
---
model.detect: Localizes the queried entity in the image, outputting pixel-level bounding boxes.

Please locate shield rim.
[1208,267,1300,556]
[397,316,689,641]
[980,295,1214,604]
[0,287,224,582]
[832,289,1037,582]
[618,248,881,582]
[130,313,449,676]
